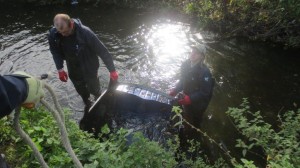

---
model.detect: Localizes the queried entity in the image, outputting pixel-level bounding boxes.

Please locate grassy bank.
[0,108,226,167]
[0,101,299,167]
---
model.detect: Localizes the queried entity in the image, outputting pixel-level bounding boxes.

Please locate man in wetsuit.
[48,14,118,110]
[169,44,214,156]
[170,44,214,127]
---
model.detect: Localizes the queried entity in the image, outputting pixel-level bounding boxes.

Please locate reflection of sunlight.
[147,24,186,57]
[134,22,204,90]
[145,23,191,79]
[147,24,188,59]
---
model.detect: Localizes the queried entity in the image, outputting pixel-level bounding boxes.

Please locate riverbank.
[0,107,228,167]
[1,102,299,167]
[1,0,300,48]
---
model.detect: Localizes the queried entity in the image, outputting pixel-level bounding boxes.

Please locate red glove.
[110,71,118,81]
[178,94,192,105]
[58,69,68,82]
[169,89,177,97]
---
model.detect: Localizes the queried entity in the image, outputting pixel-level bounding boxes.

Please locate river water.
[0,4,299,165]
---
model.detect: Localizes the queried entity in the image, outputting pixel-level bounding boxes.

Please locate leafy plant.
[0,107,177,168]
[1,100,299,167]
[227,98,300,167]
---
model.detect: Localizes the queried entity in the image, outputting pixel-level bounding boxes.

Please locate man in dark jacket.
[170,44,214,127]
[0,72,44,119]
[169,44,214,157]
[48,14,118,109]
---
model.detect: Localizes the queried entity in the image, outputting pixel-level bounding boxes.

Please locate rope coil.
[13,83,83,168]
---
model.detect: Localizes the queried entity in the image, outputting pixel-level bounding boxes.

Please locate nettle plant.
[1,107,228,167]
[0,108,177,168]
[1,99,299,168]
[226,98,300,167]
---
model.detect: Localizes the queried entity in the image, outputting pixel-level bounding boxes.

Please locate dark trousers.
[66,61,101,105]
[178,106,205,159]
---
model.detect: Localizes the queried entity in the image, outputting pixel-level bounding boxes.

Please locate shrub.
[227,98,300,167]
[0,108,177,167]
[1,99,298,167]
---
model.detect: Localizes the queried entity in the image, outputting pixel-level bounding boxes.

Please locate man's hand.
[110,71,118,81]
[58,69,68,82]
[178,94,192,106]
[13,71,45,109]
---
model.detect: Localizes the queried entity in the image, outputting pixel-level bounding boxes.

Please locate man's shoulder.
[201,64,212,76]
[49,27,57,34]
[76,25,96,42]
[48,27,59,39]
[80,25,93,34]
[73,19,93,34]
[201,64,210,71]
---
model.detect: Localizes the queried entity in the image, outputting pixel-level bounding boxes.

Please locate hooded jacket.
[0,75,27,118]
[48,19,115,78]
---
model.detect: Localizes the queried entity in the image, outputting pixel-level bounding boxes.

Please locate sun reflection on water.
[121,21,204,91]
[143,22,202,89]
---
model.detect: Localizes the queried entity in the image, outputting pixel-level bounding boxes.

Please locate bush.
[1,100,298,167]
[0,108,177,167]
[183,0,300,47]
[227,98,300,167]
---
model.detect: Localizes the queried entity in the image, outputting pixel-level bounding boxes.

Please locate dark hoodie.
[48,19,115,78]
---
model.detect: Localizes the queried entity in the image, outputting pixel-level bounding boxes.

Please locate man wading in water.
[169,44,214,157]
[48,14,118,111]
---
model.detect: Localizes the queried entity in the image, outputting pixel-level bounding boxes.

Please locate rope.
[173,107,237,164]
[13,106,49,168]
[13,83,83,168]
[44,83,65,123]
[41,99,83,168]
[182,118,233,157]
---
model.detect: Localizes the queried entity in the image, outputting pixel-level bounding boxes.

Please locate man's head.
[189,44,206,64]
[53,14,74,36]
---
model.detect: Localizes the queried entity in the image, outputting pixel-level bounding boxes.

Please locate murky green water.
[0,4,299,165]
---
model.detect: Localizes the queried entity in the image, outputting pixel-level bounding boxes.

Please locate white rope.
[13,83,83,168]
[13,106,49,168]
[44,83,65,123]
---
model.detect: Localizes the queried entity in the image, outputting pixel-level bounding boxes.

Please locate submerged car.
[79,82,178,144]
